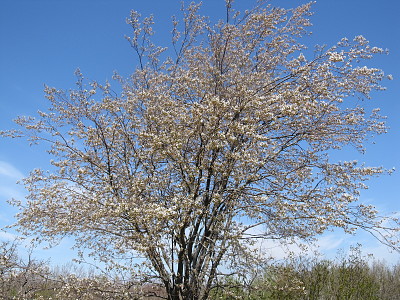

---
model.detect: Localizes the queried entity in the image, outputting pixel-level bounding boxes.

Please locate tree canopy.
[2,1,399,299]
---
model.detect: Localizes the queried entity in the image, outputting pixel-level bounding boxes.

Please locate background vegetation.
[1,241,399,299]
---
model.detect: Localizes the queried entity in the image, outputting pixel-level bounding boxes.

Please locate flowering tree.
[3,1,399,299]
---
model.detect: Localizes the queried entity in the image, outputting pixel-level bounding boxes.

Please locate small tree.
[0,240,54,299]
[2,1,399,299]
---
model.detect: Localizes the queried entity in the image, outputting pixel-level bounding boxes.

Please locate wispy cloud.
[316,235,344,252]
[0,185,25,200]
[0,161,24,179]
[0,161,25,201]
[244,225,346,259]
[244,225,399,264]
[361,241,400,264]
[0,230,17,241]
[0,161,25,226]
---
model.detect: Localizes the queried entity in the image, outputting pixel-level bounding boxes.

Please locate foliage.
[1,0,398,298]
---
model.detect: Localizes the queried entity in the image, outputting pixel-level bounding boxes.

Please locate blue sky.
[1,0,399,265]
